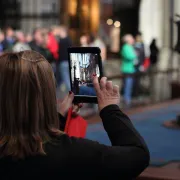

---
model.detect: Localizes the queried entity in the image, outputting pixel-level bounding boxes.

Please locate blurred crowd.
[120,33,159,107]
[0,26,160,107]
[0,26,106,94]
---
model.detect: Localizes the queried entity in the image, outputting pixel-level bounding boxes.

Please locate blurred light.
[82,5,89,15]
[69,0,77,16]
[114,21,121,28]
[107,19,113,25]
[90,0,99,33]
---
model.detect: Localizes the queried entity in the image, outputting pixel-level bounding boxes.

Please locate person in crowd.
[4,26,15,51]
[47,26,59,61]
[28,28,43,51]
[149,38,159,101]
[25,33,33,43]
[121,34,137,107]
[149,38,159,68]
[51,25,61,41]
[46,26,60,75]
[58,25,72,91]
[29,28,53,63]
[0,30,5,54]
[134,32,145,72]
[0,50,149,179]
[89,33,107,64]
[80,34,90,47]
[133,32,146,97]
[13,31,31,52]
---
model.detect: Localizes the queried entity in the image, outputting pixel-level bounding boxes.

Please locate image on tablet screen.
[70,53,100,96]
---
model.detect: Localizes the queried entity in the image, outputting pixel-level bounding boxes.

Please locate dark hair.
[0,50,62,158]
[32,27,41,36]
[136,31,142,36]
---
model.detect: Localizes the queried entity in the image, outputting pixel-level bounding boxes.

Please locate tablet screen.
[69,53,100,96]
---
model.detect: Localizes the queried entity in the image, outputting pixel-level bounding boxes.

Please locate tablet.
[68,47,103,103]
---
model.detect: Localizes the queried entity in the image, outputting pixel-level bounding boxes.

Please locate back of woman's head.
[0,50,60,158]
[122,34,134,45]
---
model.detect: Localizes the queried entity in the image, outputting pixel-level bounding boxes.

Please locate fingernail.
[69,91,72,94]
[79,104,83,108]
[92,73,96,77]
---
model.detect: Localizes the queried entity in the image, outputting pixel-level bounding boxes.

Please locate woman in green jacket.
[121,34,137,106]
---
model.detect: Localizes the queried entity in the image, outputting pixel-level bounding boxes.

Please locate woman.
[0,50,149,179]
[121,34,137,106]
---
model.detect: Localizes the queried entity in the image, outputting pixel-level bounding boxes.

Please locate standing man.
[4,27,15,51]
[58,25,72,92]
[133,32,146,97]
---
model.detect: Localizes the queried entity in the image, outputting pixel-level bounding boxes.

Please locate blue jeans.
[123,77,133,105]
[79,86,96,96]
[58,61,70,90]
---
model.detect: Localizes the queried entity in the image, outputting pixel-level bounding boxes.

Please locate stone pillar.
[139,0,164,56]
[174,0,180,47]
[139,0,174,70]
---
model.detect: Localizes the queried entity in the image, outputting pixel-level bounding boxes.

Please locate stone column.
[139,0,164,56]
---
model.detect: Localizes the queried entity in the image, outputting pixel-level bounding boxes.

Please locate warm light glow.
[90,0,100,33]
[114,21,121,28]
[82,4,89,16]
[69,0,77,16]
[107,19,113,25]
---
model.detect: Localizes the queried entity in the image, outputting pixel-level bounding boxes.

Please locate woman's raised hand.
[93,76,120,111]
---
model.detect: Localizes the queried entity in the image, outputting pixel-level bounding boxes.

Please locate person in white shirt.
[13,31,31,52]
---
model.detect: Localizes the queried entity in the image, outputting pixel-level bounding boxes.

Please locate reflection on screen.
[70,53,100,96]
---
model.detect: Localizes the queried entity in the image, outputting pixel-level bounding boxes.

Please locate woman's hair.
[0,50,61,158]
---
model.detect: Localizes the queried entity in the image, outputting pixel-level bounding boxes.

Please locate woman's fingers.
[61,93,69,104]
[93,75,101,94]
[72,104,79,113]
[106,81,113,91]
[72,103,83,116]
[100,77,107,90]
[113,85,120,95]
[78,103,83,108]
[58,91,74,117]
[95,77,120,111]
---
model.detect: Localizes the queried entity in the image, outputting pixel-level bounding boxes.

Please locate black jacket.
[150,42,159,65]
[58,37,72,62]
[0,105,149,180]
[29,41,54,63]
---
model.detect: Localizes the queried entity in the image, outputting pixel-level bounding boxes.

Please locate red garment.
[143,57,150,70]
[47,33,59,60]
[65,108,87,138]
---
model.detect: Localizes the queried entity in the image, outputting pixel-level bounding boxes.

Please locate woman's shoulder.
[122,44,132,51]
[47,133,101,150]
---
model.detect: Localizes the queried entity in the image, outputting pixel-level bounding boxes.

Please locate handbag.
[64,108,87,138]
